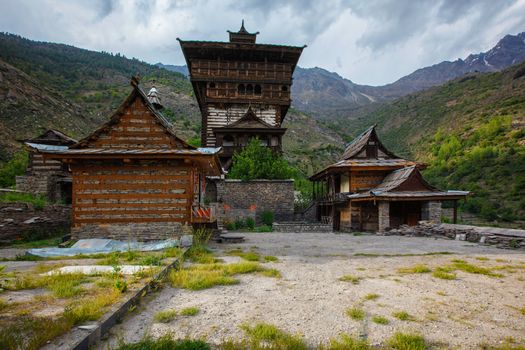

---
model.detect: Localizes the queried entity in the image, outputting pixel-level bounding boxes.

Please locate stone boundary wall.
[273,222,332,233]
[0,202,71,243]
[72,222,191,241]
[215,179,294,224]
[383,221,525,249]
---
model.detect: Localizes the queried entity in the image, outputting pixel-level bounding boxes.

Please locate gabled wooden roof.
[340,125,399,160]
[24,129,77,146]
[71,77,193,150]
[221,107,276,129]
[346,166,469,201]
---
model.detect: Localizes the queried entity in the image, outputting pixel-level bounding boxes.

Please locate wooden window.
[238,84,245,95]
[254,84,262,95]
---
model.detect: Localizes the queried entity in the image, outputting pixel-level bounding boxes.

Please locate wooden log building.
[178,21,305,169]
[43,77,222,241]
[16,129,77,203]
[310,126,469,232]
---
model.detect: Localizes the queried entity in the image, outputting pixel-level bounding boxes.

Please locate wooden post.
[453,200,458,224]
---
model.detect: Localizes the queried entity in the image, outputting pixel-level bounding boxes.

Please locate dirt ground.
[102,232,525,349]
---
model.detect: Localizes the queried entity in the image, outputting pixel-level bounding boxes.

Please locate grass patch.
[63,288,121,324]
[264,255,278,262]
[346,307,365,320]
[354,252,451,257]
[363,293,380,301]
[0,315,72,350]
[451,260,503,277]
[154,309,178,323]
[115,336,211,350]
[392,311,415,321]
[338,275,361,284]
[238,322,308,350]
[397,264,431,274]
[323,333,372,350]
[186,245,220,264]
[432,269,457,280]
[47,273,87,298]
[169,261,278,290]
[259,268,282,278]
[371,315,389,325]
[387,332,427,350]
[180,306,200,316]
[7,236,63,249]
[226,248,261,262]
[0,298,8,311]
[476,257,490,261]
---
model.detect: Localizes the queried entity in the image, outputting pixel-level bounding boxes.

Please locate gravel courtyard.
[103,232,525,349]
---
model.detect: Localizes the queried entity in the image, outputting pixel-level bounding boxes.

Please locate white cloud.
[0,0,523,85]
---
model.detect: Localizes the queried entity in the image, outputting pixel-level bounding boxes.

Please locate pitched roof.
[71,77,193,150]
[340,125,398,160]
[24,129,77,146]
[346,166,469,201]
[372,166,435,193]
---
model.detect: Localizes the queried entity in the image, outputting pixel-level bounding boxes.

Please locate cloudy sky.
[1,0,524,86]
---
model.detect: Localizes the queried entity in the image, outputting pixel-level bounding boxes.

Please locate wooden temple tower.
[178,21,305,168]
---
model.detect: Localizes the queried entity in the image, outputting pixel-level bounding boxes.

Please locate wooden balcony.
[315,192,351,204]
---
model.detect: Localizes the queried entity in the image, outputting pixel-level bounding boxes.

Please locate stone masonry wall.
[422,201,442,222]
[215,179,294,224]
[72,222,189,241]
[378,201,390,232]
[0,202,71,243]
[16,175,50,195]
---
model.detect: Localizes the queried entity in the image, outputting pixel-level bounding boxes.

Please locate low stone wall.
[0,202,71,243]
[214,179,295,224]
[72,222,191,241]
[16,175,50,195]
[273,222,332,233]
[383,221,525,249]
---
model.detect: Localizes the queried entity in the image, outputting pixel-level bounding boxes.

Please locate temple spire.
[228,20,259,43]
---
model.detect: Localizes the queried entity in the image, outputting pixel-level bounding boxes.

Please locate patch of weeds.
[180,306,200,316]
[354,252,451,258]
[255,225,273,232]
[352,232,363,236]
[193,227,213,245]
[338,275,361,284]
[451,260,502,277]
[163,247,183,259]
[363,293,380,301]
[264,255,278,262]
[0,315,72,350]
[226,249,260,262]
[480,345,525,350]
[154,309,178,323]
[186,245,220,264]
[476,257,490,261]
[139,255,163,266]
[0,298,8,311]
[239,322,307,350]
[346,307,365,320]
[259,268,281,278]
[436,291,447,296]
[322,333,372,350]
[47,273,87,298]
[169,268,239,290]
[371,315,389,325]
[63,288,121,324]
[392,311,415,321]
[115,336,211,350]
[114,279,128,293]
[432,269,457,280]
[124,249,139,262]
[224,261,263,274]
[397,264,431,274]
[387,332,427,350]
[356,267,366,271]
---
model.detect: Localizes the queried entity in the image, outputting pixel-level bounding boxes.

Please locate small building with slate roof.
[42,77,222,241]
[16,129,77,203]
[310,125,469,232]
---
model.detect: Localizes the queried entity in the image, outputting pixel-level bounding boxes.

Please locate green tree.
[227,138,292,180]
[0,151,28,188]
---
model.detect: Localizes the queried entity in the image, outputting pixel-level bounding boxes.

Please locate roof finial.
[239,19,247,33]
[130,74,140,87]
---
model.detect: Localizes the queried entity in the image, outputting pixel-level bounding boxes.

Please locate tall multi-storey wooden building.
[178,21,305,168]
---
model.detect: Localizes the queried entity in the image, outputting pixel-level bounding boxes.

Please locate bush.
[245,217,255,230]
[234,219,245,230]
[193,228,213,245]
[0,151,28,188]
[261,211,274,226]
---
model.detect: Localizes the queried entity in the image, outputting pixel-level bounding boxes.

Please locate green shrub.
[193,227,213,245]
[0,151,28,188]
[261,211,274,226]
[245,217,255,230]
[234,219,245,230]
[255,225,273,232]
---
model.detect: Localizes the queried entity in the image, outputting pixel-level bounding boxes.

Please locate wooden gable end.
[353,129,397,159]
[73,82,192,150]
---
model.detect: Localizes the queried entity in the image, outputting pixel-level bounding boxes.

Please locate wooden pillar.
[453,200,458,224]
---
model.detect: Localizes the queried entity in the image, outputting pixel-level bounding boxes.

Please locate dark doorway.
[390,201,421,227]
